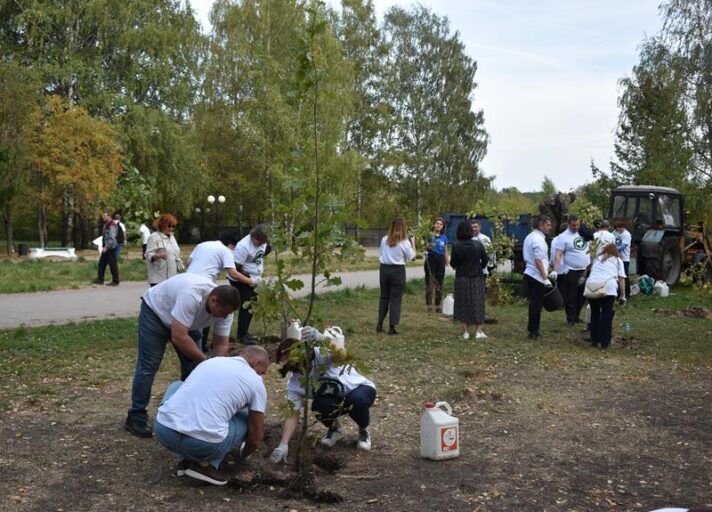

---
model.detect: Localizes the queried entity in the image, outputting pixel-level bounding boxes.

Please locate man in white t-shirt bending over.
[124,273,240,438]
[154,346,269,485]
[187,233,243,283]
[187,233,245,353]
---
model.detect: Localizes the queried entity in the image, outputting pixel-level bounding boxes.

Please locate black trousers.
[312,385,376,430]
[378,264,406,326]
[590,295,615,347]
[560,269,586,323]
[524,274,545,336]
[623,261,630,298]
[97,249,119,283]
[229,279,255,337]
[424,254,446,306]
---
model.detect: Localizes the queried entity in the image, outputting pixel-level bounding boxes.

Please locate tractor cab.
[607,185,685,285]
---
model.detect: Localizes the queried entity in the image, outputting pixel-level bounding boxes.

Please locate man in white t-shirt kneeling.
[154,346,270,485]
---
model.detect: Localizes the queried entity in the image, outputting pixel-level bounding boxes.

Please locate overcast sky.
[188,0,662,192]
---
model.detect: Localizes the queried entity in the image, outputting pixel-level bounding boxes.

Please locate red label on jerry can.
[440,425,458,452]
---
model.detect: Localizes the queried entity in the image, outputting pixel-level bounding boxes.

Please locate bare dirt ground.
[1,286,711,512]
[2,348,710,511]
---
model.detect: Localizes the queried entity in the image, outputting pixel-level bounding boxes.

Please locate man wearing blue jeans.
[124,273,240,438]
[154,346,269,485]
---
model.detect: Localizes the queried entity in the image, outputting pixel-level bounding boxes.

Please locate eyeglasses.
[167,225,177,229]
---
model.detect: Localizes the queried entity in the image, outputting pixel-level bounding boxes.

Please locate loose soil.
[2,348,710,511]
[2,286,711,511]
[654,307,712,319]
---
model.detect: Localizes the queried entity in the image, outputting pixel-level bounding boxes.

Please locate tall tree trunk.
[356,167,363,243]
[61,190,75,246]
[38,173,48,247]
[4,202,15,255]
[415,175,422,226]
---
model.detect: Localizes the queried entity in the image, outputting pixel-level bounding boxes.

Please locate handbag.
[583,278,608,299]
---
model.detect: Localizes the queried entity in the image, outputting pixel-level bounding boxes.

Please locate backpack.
[116,223,125,244]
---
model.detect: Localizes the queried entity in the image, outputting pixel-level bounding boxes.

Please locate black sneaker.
[320,422,344,447]
[184,461,229,485]
[176,459,188,477]
[357,429,372,451]
[92,279,104,285]
[123,415,152,438]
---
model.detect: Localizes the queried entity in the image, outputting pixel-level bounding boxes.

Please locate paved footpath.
[0,266,454,330]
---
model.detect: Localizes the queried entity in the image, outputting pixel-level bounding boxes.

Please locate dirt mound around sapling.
[613,336,646,349]
[654,307,712,319]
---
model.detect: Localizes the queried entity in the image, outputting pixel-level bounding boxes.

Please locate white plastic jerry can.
[420,401,460,460]
[324,325,345,349]
[442,294,454,316]
[286,319,302,340]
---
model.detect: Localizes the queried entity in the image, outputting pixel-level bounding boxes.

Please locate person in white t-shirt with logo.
[228,225,269,345]
[614,221,632,297]
[154,345,270,485]
[551,214,591,326]
[270,327,376,464]
[124,273,240,438]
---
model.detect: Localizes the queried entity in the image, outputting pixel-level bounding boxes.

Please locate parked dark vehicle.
[606,185,684,285]
[442,212,532,272]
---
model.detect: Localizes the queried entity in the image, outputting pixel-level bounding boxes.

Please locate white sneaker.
[320,427,344,447]
[357,429,372,451]
[476,331,487,339]
[462,332,470,340]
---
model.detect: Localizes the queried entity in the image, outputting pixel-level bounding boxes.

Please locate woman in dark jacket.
[450,221,489,340]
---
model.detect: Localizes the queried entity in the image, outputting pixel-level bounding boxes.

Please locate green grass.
[262,252,421,274]
[0,257,148,293]
[0,249,396,294]
[0,281,709,411]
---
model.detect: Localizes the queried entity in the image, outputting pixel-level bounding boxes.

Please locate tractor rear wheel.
[644,237,681,285]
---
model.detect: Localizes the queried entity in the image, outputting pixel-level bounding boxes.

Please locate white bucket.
[420,401,459,460]
[442,294,454,316]
[324,325,345,349]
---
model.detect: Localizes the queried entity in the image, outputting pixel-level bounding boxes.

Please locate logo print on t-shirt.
[573,237,587,251]
[253,249,265,266]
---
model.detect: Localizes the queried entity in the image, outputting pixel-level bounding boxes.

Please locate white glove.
[239,441,251,460]
[548,270,558,280]
[270,442,289,463]
[544,279,553,288]
[250,275,262,287]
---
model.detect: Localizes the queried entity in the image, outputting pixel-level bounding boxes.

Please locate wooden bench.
[30,247,78,261]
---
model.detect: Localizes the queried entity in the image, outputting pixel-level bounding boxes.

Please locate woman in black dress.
[450,221,489,340]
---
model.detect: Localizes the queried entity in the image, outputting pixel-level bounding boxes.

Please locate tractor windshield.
[657,194,681,228]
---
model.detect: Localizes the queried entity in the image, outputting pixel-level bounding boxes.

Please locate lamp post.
[207,195,226,238]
